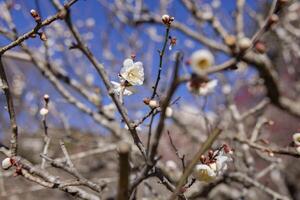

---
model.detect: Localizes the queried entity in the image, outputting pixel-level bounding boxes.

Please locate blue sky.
[0,0,264,136]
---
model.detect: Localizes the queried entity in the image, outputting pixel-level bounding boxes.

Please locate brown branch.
[117,142,131,200]
[0,57,18,156]
[234,137,300,158]
[151,24,170,99]
[0,0,78,55]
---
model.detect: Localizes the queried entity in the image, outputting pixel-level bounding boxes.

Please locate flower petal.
[123,58,134,68]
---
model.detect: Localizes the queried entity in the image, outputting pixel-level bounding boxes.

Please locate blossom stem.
[151,24,171,99]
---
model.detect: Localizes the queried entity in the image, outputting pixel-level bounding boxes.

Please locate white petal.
[198,79,218,96]
[111,81,133,96]
[194,164,216,182]
[293,133,300,146]
[190,49,214,75]
[123,58,134,69]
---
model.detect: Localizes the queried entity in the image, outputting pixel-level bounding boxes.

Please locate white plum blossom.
[111,81,133,96]
[198,79,218,96]
[193,163,217,182]
[187,79,218,96]
[293,133,300,146]
[190,49,214,75]
[120,58,144,86]
[193,149,232,182]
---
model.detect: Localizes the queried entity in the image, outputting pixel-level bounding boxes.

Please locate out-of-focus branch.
[117,142,131,200]
[0,146,100,200]
[234,137,300,158]
[0,57,18,156]
[228,172,291,200]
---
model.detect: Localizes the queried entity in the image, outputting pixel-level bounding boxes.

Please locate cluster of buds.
[30,9,47,41]
[168,36,177,50]
[193,144,233,182]
[30,9,41,23]
[143,98,173,117]
[161,14,174,25]
[200,144,233,165]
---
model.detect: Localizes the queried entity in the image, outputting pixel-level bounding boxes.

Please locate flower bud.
[161,14,174,25]
[254,41,267,54]
[39,32,47,41]
[2,157,12,170]
[165,107,173,117]
[238,37,252,51]
[268,14,279,27]
[30,9,41,23]
[224,35,236,48]
[43,94,50,102]
[149,100,159,108]
[39,107,49,116]
[143,98,150,105]
[200,155,206,163]
[208,150,214,158]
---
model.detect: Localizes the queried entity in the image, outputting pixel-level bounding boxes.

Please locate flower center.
[197,59,210,69]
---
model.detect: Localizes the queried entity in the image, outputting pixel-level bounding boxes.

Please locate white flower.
[2,157,12,170]
[111,81,133,96]
[193,164,217,182]
[194,150,232,182]
[190,49,214,75]
[199,80,218,96]
[293,133,300,146]
[187,79,218,96]
[120,58,144,86]
[215,151,232,175]
[39,108,49,116]
[238,37,252,50]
